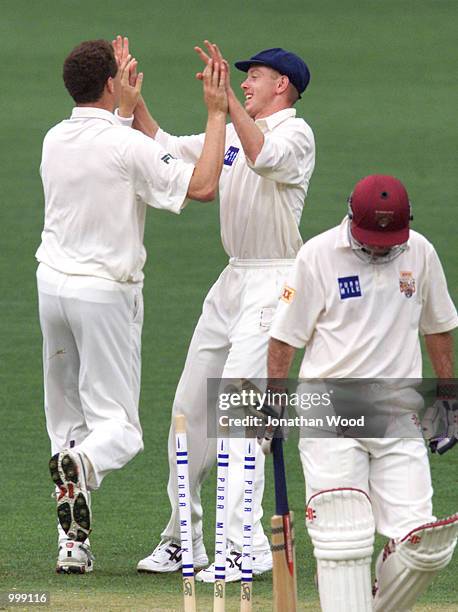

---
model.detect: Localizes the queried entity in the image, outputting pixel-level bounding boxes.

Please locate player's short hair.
[63,40,117,104]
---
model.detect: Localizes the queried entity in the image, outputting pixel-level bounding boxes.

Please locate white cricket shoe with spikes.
[49,450,91,542]
[56,540,94,574]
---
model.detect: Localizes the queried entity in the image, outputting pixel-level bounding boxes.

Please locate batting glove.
[256,384,289,455]
[422,383,458,455]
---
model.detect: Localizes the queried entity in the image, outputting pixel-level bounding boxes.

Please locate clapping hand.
[195,40,231,90]
[113,35,140,88]
[201,58,228,115]
[118,54,143,118]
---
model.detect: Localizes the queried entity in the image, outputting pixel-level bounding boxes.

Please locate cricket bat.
[271,437,297,612]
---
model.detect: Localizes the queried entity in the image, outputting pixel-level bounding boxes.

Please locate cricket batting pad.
[306,488,375,612]
[373,513,458,612]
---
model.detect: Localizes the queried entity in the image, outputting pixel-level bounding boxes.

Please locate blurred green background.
[0,0,456,610]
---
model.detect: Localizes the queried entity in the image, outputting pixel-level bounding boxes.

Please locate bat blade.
[271,437,297,612]
[281,512,295,575]
[271,511,297,612]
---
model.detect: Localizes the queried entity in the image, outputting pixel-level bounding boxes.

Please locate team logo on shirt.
[161,153,176,164]
[338,276,362,300]
[281,285,296,304]
[224,146,240,166]
[399,271,416,298]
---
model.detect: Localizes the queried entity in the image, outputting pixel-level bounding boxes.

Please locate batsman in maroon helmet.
[266,175,458,611]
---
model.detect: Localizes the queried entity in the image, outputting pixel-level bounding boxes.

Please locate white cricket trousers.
[37,263,144,490]
[161,259,293,553]
[300,437,435,538]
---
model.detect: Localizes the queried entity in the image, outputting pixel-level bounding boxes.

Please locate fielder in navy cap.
[135,38,316,581]
[234,47,310,99]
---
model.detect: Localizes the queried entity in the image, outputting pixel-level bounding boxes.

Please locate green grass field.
[1,1,457,610]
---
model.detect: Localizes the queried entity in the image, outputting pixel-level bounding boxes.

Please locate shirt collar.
[70,107,117,125]
[254,107,296,132]
[335,217,351,249]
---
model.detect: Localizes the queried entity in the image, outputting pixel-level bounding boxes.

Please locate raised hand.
[202,59,228,115]
[195,40,230,89]
[113,35,138,87]
[118,55,143,118]
[112,35,129,68]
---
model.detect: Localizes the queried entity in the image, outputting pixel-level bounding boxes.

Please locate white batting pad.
[373,513,458,612]
[306,488,375,612]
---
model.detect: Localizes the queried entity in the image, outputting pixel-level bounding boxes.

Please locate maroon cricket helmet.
[348,175,411,247]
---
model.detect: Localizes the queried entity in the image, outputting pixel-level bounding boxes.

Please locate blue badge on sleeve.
[338,276,362,299]
[224,146,240,166]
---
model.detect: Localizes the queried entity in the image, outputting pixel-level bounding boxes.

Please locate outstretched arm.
[132,96,160,138]
[225,87,264,163]
[113,35,160,136]
[186,59,227,201]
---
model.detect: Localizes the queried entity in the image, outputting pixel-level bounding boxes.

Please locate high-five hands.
[112,35,130,68]
[195,40,231,90]
[118,52,143,118]
[201,58,228,115]
[113,35,142,117]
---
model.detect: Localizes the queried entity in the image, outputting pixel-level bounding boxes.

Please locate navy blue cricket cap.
[234,47,310,96]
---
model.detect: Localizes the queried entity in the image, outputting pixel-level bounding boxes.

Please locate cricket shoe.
[137,539,209,573]
[195,545,272,583]
[49,450,91,542]
[56,540,94,574]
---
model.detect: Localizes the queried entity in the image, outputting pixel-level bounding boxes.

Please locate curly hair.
[63,40,118,104]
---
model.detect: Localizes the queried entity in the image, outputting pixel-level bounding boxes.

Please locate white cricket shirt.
[154,108,315,259]
[271,217,458,378]
[36,107,194,282]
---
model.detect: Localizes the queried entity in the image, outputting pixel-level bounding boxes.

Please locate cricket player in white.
[130,41,315,580]
[268,175,458,611]
[36,39,228,573]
